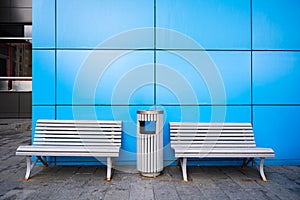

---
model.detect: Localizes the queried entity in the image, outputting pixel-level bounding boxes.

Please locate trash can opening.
[140,121,156,134]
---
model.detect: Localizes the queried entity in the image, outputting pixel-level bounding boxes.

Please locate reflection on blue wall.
[57,0,154,48]
[253,0,300,50]
[157,0,250,49]
[33,0,300,165]
[253,52,300,104]
[32,0,55,48]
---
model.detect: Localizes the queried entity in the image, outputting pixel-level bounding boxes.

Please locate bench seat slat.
[175,153,275,158]
[33,142,120,146]
[171,127,253,129]
[36,124,121,128]
[171,144,256,148]
[17,145,119,152]
[34,134,121,139]
[170,129,253,132]
[171,133,254,136]
[174,147,274,153]
[33,138,121,142]
[16,152,120,157]
[36,127,122,131]
[170,137,255,141]
[35,130,122,135]
[171,140,256,144]
[170,122,251,125]
[37,119,121,124]
[174,148,275,158]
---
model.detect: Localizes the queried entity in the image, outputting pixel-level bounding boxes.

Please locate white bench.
[16,120,122,181]
[170,122,274,182]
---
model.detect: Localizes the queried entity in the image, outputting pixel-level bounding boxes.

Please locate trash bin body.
[137,110,163,177]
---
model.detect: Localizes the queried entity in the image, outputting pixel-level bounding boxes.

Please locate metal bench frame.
[170,122,275,182]
[16,120,122,181]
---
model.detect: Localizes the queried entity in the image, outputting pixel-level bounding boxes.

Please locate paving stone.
[244,188,280,200]
[222,167,261,189]
[129,180,154,200]
[175,182,204,200]
[194,177,219,189]
[153,182,180,200]
[104,185,130,200]
[78,186,107,200]
[0,189,36,200]
[0,179,24,198]
[199,188,230,200]
[269,187,299,200]
[199,167,229,180]
[214,178,243,191]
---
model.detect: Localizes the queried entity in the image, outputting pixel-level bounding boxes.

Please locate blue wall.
[32,0,300,165]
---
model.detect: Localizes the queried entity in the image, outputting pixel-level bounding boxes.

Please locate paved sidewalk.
[0,119,299,200]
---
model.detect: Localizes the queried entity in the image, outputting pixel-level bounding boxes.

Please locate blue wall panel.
[206,51,251,104]
[253,52,300,104]
[56,50,90,104]
[57,50,154,105]
[156,51,209,104]
[162,106,250,124]
[253,106,300,165]
[57,0,154,49]
[32,0,55,48]
[94,51,154,105]
[253,0,300,50]
[156,0,250,49]
[32,50,55,105]
[156,51,250,104]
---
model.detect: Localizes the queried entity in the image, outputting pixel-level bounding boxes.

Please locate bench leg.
[25,156,38,181]
[106,157,113,181]
[179,158,188,182]
[24,156,48,181]
[259,158,267,182]
[37,156,48,167]
[242,158,254,168]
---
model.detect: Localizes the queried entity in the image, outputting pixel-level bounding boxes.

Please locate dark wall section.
[0,92,31,118]
[0,24,24,37]
[0,0,32,119]
[0,0,32,24]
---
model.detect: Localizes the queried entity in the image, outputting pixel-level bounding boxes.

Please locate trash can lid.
[137,110,163,114]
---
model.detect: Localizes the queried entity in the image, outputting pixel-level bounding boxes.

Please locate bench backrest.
[170,122,256,149]
[33,120,122,147]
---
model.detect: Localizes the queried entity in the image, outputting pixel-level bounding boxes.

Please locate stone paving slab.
[0,119,299,200]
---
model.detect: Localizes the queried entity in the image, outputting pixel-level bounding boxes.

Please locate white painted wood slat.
[17,146,119,153]
[34,134,121,139]
[33,138,121,143]
[37,119,121,124]
[35,131,121,135]
[16,152,120,157]
[36,127,122,130]
[32,142,121,146]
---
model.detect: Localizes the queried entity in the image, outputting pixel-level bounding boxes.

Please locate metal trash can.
[137,110,163,177]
